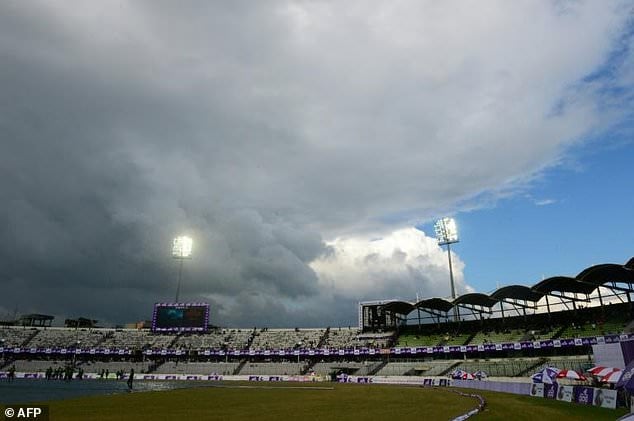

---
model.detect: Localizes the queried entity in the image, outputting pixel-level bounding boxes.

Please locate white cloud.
[311,228,469,300]
[534,198,557,206]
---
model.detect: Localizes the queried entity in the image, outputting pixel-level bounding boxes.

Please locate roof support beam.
[417,308,447,320]
[546,292,588,303]
[575,279,634,294]
[500,298,536,310]
[456,304,491,316]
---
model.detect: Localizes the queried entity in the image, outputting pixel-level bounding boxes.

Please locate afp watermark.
[2,406,49,421]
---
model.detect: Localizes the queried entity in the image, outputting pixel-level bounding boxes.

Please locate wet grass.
[38,382,629,420]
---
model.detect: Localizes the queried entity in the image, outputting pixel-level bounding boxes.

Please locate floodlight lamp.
[434,217,459,245]
[172,236,193,258]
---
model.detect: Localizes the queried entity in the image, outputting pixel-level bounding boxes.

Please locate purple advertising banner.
[573,386,595,405]
[544,383,558,399]
[621,339,634,365]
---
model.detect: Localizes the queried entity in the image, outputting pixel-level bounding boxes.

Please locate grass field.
[40,382,628,420]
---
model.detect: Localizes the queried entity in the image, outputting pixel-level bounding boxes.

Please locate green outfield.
[41,382,628,421]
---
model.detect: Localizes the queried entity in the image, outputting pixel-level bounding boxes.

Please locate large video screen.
[152,303,209,332]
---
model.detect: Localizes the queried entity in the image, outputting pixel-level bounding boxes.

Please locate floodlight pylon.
[434,217,459,321]
[173,236,193,302]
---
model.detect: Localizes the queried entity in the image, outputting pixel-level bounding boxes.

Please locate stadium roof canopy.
[576,264,634,285]
[382,301,415,315]
[532,276,597,295]
[453,293,498,308]
[365,258,634,324]
[415,298,454,313]
[381,298,457,315]
[19,314,54,321]
[490,285,545,302]
[18,314,54,327]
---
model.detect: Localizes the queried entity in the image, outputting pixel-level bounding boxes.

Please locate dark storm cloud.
[0,1,631,326]
[0,1,326,324]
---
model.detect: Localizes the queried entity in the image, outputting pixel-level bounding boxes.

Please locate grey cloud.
[0,1,631,326]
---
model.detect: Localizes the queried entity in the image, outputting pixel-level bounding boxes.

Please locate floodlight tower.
[435,217,459,319]
[172,235,193,302]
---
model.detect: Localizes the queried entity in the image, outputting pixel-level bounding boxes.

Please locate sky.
[0,1,633,328]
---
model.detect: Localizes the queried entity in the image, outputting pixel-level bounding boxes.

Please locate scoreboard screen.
[152,303,209,332]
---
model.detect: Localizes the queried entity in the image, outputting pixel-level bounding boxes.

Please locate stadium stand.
[292,328,397,349]
[453,355,593,378]
[1,304,628,354]
[0,327,39,347]
[354,331,395,348]
[455,358,543,377]
[80,361,152,375]
[322,328,361,348]
[557,319,627,339]
[6,359,71,373]
[250,328,324,350]
[374,360,459,376]
[311,361,368,376]
[469,329,525,345]
[393,300,631,350]
[27,328,107,348]
[173,329,253,350]
[153,361,240,375]
[2,257,632,378]
[99,330,176,350]
[396,333,445,347]
[537,355,593,372]
[355,361,387,376]
[238,362,307,375]
[443,333,473,346]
